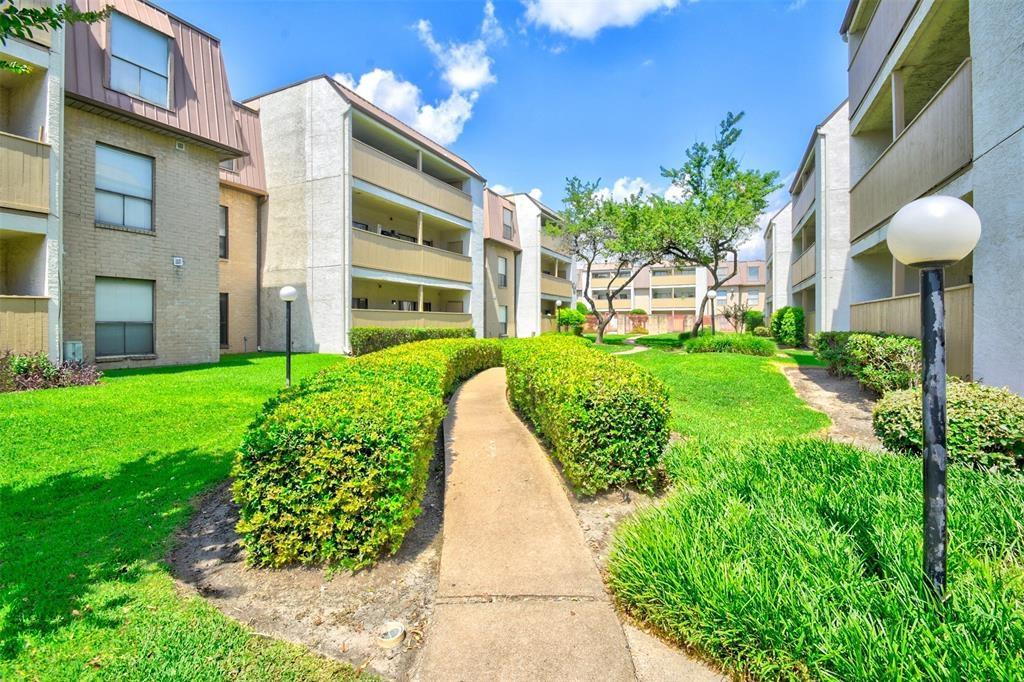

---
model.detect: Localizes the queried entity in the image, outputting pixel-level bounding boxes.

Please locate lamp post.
[888,196,980,603]
[706,290,717,335]
[279,285,298,387]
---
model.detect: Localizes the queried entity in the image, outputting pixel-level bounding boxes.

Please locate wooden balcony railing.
[792,170,816,226]
[790,245,816,287]
[540,274,573,299]
[848,0,917,115]
[352,140,472,221]
[850,60,973,241]
[0,295,49,354]
[351,309,473,329]
[850,284,973,378]
[352,228,472,283]
[649,272,697,286]
[0,132,50,214]
[651,297,696,309]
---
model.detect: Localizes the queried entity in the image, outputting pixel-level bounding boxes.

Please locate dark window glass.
[219,293,229,347]
[219,205,229,258]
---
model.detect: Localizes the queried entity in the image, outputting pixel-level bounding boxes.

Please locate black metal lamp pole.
[710,298,716,335]
[920,266,947,601]
[285,299,292,388]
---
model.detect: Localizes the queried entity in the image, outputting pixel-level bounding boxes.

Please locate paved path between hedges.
[418,367,722,681]
[612,344,650,356]
[782,365,883,451]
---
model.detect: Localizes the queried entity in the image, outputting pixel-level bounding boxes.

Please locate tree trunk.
[595,315,612,344]
[692,297,708,337]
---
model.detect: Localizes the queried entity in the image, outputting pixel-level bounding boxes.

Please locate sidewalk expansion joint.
[435,594,605,605]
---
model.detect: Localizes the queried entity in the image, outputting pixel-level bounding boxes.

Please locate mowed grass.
[0,354,365,680]
[618,349,829,439]
[777,347,827,367]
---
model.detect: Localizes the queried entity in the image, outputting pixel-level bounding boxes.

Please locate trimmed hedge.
[349,326,474,356]
[751,325,771,337]
[874,380,1024,473]
[743,309,764,332]
[504,335,670,494]
[769,306,805,346]
[812,331,921,394]
[810,331,860,376]
[233,338,501,569]
[684,333,777,357]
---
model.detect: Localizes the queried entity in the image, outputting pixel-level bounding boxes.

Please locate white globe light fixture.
[706,290,718,336]
[889,195,980,604]
[278,286,298,387]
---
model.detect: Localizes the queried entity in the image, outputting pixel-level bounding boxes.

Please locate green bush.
[743,309,764,332]
[233,338,501,569]
[769,306,805,346]
[874,381,1024,473]
[504,335,669,494]
[609,437,1024,679]
[751,325,770,337]
[635,332,686,349]
[630,308,648,315]
[348,326,474,356]
[575,301,589,315]
[846,333,920,394]
[557,307,586,335]
[810,330,859,375]
[684,333,777,357]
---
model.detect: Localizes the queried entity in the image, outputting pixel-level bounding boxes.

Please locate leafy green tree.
[1,1,110,73]
[548,177,667,344]
[657,112,781,336]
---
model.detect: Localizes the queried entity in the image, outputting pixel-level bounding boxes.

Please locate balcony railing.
[0,131,50,215]
[649,272,696,286]
[352,228,472,283]
[850,60,973,241]
[351,309,473,329]
[850,284,973,378]
[848,0,918,115]
[790,245,816,286]
[652,297,696,309]
[792,170,816,226]
[540,230,569,255]
[0,295,49,354]
[541,274,573,299]
[352,140,472,221]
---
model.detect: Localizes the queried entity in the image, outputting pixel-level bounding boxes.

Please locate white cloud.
[523,0,680,39]
[641,58,655,68]
[595,176,653,202]
[334,2,501,147]
[489,183,513,195]
[787,0,809,10]
[663,183,687,202]
[528,188,544,200]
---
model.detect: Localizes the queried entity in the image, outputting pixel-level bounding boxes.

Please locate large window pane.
[124,323,154,355]
[95,190,124,225]
[96,277,153,323]
[96,145,153,199]
[123,197,152,230]
[140,71,168,105]
[111,13,169,76]
[109,57,140,96]
[95,322,124,357]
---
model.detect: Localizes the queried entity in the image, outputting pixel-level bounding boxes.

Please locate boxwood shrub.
[232,338,501,569]
[874,380,1024,473]
[504,335,670,494]
[684,333,777,357]
[769,306,805,346]
[846,333,921,394]
[349,326,474,356]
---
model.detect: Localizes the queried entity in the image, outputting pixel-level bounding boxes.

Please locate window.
[393,300,418,311]
[95,144,154,230]
[747,266,760,279]
[716,266,730,278]
[109,12,170,107]
[497,256,508,288]
[717,289,729,303]
[352,297,368,309]
[219,293,229,347]
[746,290,759,305]
[594,290,630,301]
[423,302,432,312]
[502,207,514,240]
[95,277,154,357]
[651,269,671,277]
[219,158,237,172]
[592,271,614,279]
[652,288,673,299]
[498,305,508,336]
[218,205,229,258]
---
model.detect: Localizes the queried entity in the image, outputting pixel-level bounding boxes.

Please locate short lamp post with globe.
[279,285,298,388]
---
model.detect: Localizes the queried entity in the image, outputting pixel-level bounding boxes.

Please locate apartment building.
[840,0,1022,388]
[246,76,485,354]
[764,202,793,319]
[483,189,520,337]
[712,260,767,331]
[508,193,573,336]
[218,103,267,354]
[58,0,245,367]
[0,1,64,359]
[787,101,851,335]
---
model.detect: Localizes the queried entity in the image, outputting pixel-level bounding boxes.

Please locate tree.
[1,1,110,74]
[722,299,750,333]
[656,112,781,337]
[548,177,667,344]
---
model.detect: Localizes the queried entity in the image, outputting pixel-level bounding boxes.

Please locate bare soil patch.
[169,439,447,681]
[782,365,883,450]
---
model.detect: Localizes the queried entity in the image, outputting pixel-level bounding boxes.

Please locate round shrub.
[233,338,502,569]
[874,381,1024,473]
[504,335,669,494]
[684,333,777,357]
[751,325,770,337]
[743,309,764,332]
[769,306,805,346]
[846,333,920,394]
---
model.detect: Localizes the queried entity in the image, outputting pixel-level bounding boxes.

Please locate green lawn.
[617,349,829,440]
[0,354,365,680]
[776,347,827,367]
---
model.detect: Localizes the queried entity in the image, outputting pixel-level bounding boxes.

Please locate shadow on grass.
[101,353,287,379]
[0,448,229,659]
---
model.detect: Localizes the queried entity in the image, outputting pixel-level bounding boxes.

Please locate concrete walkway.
[418,367,721,681]
[782,365,883,450]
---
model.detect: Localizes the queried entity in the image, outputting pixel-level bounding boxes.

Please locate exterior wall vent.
[175,141,186,151]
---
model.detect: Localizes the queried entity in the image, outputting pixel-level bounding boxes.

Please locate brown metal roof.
[66,0,243,156]
[219,102,266,195]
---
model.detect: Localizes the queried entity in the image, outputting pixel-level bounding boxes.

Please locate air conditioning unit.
[64,341,83,362]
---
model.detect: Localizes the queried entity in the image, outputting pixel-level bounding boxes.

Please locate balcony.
[850,60,973,241]
[790,245,816,286]
[0,132,50,215]
[351,309,472,329]
[848,0,918,115]
[791,169,816,226]
[652,297,696,309]
[352,140,472,221]
[540,230,569,255]
[0,295,48,353]
[649,271,696,286]
[850,284,973,377]
[541,274,573,299]
[352,228,472,283]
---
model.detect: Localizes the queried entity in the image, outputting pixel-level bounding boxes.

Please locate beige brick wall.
[62,106,221,368]
[484,240,517,337]
[218,185,260,354]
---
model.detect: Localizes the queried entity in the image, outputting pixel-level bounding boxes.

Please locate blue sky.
[163,0,850,253]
